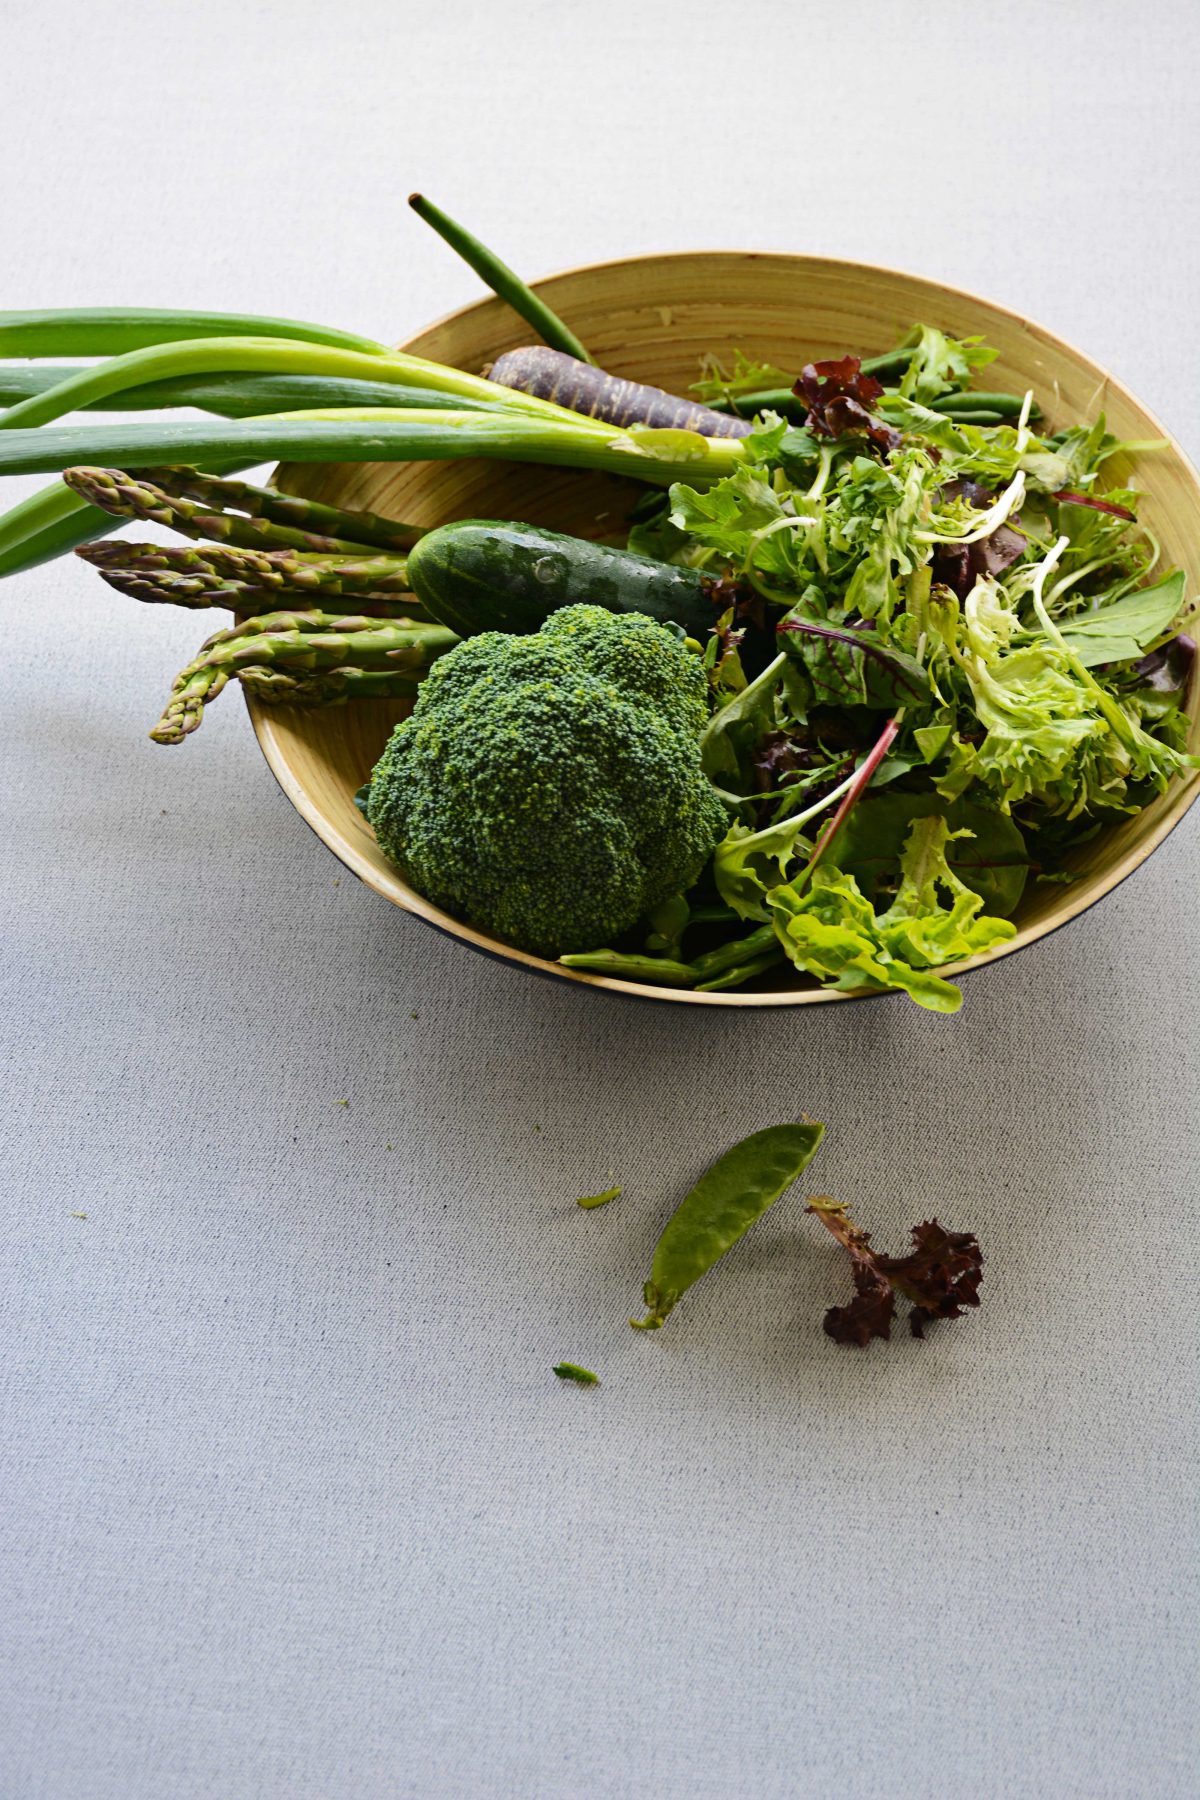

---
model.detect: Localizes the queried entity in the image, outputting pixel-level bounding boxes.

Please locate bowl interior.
[252,252,1200,1004]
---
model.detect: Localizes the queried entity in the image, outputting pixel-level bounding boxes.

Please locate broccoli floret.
[365,605,727,957]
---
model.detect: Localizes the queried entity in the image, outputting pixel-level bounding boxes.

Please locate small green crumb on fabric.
[553,1363,600,1387]
[576,1186,621,1210]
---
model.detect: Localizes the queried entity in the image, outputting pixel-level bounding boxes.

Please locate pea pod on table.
[632,1120,825,1330]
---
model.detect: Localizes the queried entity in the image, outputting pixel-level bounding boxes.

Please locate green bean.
[710,347,915,390]
[936,409,1006,426]
[707,345,917,417]
[687,925,776,983]
[686,903,741,928]
[715,389,1030,429]
[0,307,386,359]
[694,951,787,992]
[408,193,594,364]
[561,924,778,989]
[860,348,917,379]
[558,950,697,987]
[712,387,806,422]
[631,1121,826,1330]
[928,390,1040,419]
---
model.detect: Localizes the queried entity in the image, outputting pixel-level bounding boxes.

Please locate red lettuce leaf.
[808,1197,983,1346]
[1131,633,1195,695]
[931,480,1026,597]
[793,356,901,454]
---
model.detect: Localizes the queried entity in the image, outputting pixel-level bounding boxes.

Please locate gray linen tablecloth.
[2,3,1197,1795]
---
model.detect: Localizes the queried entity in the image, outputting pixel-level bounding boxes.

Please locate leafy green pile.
[570,327,1196,1010]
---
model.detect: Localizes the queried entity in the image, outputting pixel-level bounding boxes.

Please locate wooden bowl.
[252,252,1200,1005]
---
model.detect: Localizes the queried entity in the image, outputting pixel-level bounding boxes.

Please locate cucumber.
[404,518,719,639]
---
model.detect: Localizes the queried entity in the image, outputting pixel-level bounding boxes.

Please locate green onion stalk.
[0,365,521,417]
[0,307,387,358]
[0,408,745,487]
[0,329,740,578]
[0,335,608,433]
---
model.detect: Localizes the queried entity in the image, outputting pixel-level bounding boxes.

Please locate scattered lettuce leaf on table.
[807,1195,984,1344]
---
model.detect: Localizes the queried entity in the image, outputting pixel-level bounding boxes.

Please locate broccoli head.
[365,604,727,957]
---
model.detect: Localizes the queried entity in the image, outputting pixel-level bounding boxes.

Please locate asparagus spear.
[93,566,414,614]
[154,649,421,744]
[62,465,403,556]
[151,618,456,742]
[0,459,256,578]
[77,537,413,596]
[151,662,232,741]
[183,619,454,676]
[129,466,425,552]
[237,665,423,708]
[196,608,432,648]
[94,568,232,609]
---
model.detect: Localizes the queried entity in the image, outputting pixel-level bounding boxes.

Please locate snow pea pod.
[632,1120,825,1330]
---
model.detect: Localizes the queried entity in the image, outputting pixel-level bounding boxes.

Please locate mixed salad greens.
[1,202,1194,1013]
[563,337,1198,1008]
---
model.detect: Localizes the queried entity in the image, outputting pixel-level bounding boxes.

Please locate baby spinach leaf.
[700,650,788,783]
[1058,569,1186,667]
[778,615,932,709]
[1117,633,1196,722]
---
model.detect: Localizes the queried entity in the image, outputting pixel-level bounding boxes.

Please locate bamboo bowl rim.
[249,250,1200,1006]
